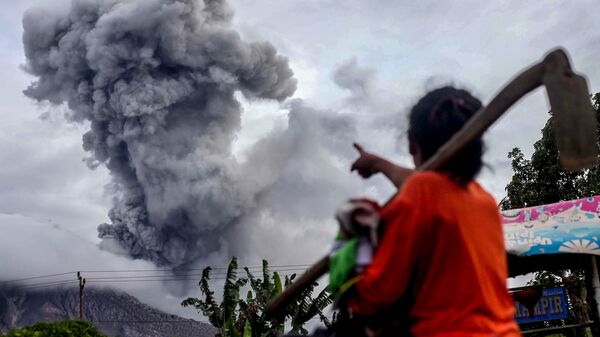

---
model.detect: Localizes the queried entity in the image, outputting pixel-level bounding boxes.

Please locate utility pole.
[77,272,86,320]
[587,257,600,334]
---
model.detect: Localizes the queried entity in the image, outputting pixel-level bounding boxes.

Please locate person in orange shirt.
[347,86,521,337]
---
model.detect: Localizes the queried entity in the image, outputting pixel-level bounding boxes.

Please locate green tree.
[501,93,600,210]
[182,257,333,337]
[281,274,334,335]
[1,320,106,337]
[501,93,600,336]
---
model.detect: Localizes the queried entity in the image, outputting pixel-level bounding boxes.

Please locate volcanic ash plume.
[22,0,297,267]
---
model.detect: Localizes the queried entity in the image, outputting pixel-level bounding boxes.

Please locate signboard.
[514,287,569,324]
[503,195,600,256]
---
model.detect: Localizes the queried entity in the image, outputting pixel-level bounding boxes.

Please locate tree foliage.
[501,93,600,210]
[182,257,333,337]
[282,274,334,335]
[0,320,106,337]
[501,94,600,336]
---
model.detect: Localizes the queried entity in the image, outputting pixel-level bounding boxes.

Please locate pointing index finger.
[353,143,364,154]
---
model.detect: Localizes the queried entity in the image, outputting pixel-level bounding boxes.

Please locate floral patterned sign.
[503,196,600,256]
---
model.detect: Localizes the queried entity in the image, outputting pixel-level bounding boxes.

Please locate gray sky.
[1,0,599,320]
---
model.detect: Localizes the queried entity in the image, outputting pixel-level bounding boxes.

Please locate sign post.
[514,288,568,324]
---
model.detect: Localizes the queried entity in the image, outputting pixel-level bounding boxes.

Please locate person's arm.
[348,175,433,315]
[346,179,426,314]
[350,143,414,188]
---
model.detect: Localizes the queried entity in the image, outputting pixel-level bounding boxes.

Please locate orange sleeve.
[348,176,430,315]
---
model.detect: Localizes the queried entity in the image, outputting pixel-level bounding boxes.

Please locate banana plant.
[283,275,333,335]
[183,257,332,337]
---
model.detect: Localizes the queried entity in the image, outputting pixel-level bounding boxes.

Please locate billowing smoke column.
[22,0,297,267]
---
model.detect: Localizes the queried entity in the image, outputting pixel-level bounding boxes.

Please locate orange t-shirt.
[349,172,520,337]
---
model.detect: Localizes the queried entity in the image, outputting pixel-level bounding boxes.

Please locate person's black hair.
[408,86,484,185]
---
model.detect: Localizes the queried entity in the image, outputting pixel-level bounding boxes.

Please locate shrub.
[2,320,107,337]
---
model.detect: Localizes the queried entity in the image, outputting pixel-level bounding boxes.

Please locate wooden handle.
[266,48,567,319]
[419,60,544,171]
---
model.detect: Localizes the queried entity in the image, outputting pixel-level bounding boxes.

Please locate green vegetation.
[182,257,333,337]
[501,94,600,336]
[0,320,107,337]
[501,93,600,210]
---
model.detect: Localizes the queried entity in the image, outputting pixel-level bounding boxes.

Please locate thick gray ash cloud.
[22,0,297,268]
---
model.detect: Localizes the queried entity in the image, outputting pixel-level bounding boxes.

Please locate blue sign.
[514,287,569,324]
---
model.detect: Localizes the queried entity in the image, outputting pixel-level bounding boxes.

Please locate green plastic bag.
[329,237,359,294]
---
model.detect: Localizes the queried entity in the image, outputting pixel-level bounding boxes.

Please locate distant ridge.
[0,286,214,337]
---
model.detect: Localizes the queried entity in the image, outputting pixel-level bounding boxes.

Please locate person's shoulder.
[403,172,497,205]
[382,172,444,220]
[394,172,450,205]
[468,180,499,206]
[402,171,451,191]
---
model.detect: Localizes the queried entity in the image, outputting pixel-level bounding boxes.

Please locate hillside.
[0,286,214,337]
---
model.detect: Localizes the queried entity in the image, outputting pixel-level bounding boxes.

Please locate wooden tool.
[266,48,598,319]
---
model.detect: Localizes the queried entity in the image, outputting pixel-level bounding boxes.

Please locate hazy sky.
[1,0,599,320]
